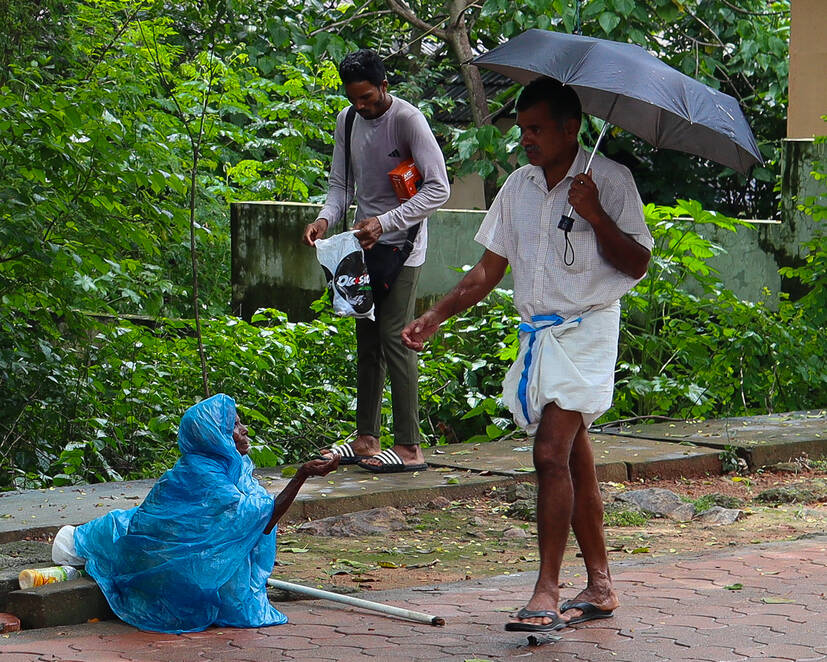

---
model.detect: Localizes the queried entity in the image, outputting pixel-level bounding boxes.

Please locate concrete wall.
[231,172,821,322]
[231,202,512,321]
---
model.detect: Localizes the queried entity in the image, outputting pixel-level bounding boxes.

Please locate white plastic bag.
[315,231,375,320]
[51,525,87,566]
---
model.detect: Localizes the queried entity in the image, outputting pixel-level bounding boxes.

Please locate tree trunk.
[445,0,490,128]
[385,0,497,204]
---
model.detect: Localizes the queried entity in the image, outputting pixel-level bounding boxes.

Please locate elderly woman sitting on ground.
[54,394,338,633]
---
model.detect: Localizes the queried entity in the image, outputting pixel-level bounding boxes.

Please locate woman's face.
[233,415,250,455]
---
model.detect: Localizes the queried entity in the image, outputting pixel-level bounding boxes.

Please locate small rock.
[426,497,451,510]
[667,503,696,522]
[795,508,825,520]
[297,506,407,537]
[767,462,803,473]
[615,488,684,518]
[504,482,536,503]
[502,527,529,539]
[697,506,744,525]
[470,516,486,527]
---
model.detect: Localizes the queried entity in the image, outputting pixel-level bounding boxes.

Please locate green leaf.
[598,12,621,34]
[724,583,743,591]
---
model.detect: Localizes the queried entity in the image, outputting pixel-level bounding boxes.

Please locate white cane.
[267,578,445,626]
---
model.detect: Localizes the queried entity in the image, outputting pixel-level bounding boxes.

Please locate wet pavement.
[1,536,825,661]
[1,410,825,660]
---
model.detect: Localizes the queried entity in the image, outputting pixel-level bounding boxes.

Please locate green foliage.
[719,446,742,474]
[691,493,744,511]
[1,0,352,488]
[450,123,524,187]
[608,201,827,423]
[417,285,519,444]
[604,508,650,527]
[0,0,821,492]
[0,307,358,488]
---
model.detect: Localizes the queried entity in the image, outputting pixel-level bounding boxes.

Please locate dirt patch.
[272,468,826,594]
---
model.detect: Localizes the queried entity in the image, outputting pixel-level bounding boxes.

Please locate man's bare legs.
[510,403,618,627]
[510,403,581,626]
[564,424,619,621]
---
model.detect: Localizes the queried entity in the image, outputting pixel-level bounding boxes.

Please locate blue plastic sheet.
[74,394,287,633]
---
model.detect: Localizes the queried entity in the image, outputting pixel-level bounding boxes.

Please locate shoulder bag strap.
[340,105,357,233]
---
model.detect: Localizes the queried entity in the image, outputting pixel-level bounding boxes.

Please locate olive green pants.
[355,265,421,446]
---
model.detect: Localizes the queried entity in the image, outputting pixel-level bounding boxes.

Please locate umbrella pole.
[267,578,445,626]
[582,122,611,173]
[561,121,612,224]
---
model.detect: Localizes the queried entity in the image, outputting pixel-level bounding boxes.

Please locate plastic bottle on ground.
[18,566,86,590]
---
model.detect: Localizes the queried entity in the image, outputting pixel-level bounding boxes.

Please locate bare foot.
[357,443,425,468]
[509,586,560,627]
[559,587,619,623]
[319,434,380,459]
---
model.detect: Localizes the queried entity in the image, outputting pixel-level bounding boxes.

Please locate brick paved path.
[2,536,825,661]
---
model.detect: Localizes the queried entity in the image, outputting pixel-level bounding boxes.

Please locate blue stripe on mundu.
[516,314,584,425]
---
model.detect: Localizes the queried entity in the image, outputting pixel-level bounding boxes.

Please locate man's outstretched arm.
[402,249,508,351]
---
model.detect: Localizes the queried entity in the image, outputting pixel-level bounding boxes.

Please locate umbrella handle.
[558,122,612,230]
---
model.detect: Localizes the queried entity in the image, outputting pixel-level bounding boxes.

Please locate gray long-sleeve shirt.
[316,95,450,267]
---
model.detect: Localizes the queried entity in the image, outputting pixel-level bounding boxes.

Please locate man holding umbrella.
[402,76,653,632]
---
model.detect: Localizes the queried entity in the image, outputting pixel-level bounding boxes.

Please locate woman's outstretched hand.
[298,456,340,478]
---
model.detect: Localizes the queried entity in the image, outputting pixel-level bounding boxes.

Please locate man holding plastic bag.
[302,49,450,473]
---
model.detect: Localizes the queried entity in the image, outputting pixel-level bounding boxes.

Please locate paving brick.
[0,534,824,661]
[232,634,319,650]
[700,626,787,647]
[735,644,826,661]
[678,646,747,661]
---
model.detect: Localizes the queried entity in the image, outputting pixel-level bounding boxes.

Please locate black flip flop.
[318,442,370,465]
[504,608,565,632]
[560,600,614,625]
[356,449,428,473]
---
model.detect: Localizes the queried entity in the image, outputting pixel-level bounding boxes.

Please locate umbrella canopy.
[472,29,762,175]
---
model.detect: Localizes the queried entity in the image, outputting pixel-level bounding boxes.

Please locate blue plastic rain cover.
[74,394,287,633]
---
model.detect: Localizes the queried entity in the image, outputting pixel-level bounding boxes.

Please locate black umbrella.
[471,29,763,176]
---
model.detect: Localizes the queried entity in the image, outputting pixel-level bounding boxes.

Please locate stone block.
[5,577,113,630]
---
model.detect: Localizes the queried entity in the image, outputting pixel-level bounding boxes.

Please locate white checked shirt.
[475,146,653,320]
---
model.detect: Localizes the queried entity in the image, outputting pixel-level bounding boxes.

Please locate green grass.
[604,509,650,527]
